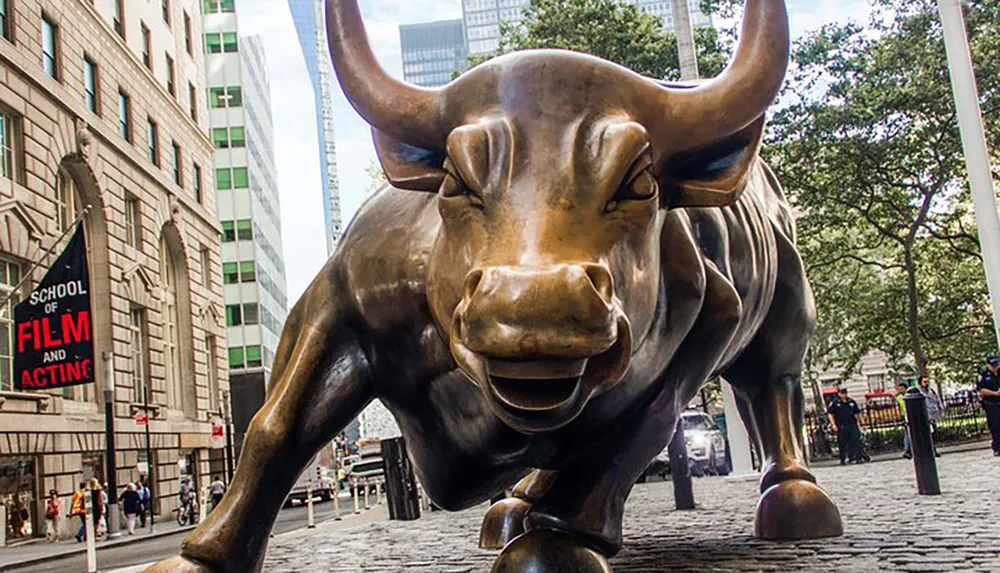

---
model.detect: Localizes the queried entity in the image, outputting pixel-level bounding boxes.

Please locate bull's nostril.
[463,269,484,301]
[583,264,614,304]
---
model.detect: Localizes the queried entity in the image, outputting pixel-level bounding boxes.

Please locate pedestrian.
[121,483,140,535]
[827,387,866,465]
[917,374,943,457]
[896,382,912,459]
[977,354,1000,456]
[208,476,226,511]
[44,489,61,543]
[137,479,151,527]
[70,482,87,542]
[89,478,105,538]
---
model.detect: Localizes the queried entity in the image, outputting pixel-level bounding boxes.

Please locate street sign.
[135,412,149,426]
[210,416,225,449]
[136,461,148,474]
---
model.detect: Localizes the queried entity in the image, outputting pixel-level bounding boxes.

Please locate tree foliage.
[469,0,731,80]
[769,0,1000,385]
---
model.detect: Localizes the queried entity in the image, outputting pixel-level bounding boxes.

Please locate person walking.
[88,478,105,539]
[121,483,140,535]
[44,489,61,543]
[137,480,151,527]
[70,482,87,542]
[917,375,944,457]
[208,476,226,511]
[896,382,912,459]
[978,354,1000,456]
[828,387,866,465]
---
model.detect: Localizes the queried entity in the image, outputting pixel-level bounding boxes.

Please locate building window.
[246,345,262,368]
[183,12,193,56]
[124,195,141,249]
[147,118,159,166]
[233,167,248,188]
[243,303,259,325]
[141,22,151,70]
[227,347,244,369]
[113,0,125,39]
[208,86,241,108]
[0,0,12,42]
[220,221,235,242]
[211,126,245,149]
[215,167,231,190]
[222,32,237,52]
[128,307,149,401]
[206,336,218,410]
[162,0,171,25]
[41,15,58,80]
[203,0,236,15]
[83,57,99,114]
[236,219,252,241]
[205,33,221,54]
[200,247,211,288]
[0,257,24,392]
[159,239,183,410]
[0,109,20,181]
[239,261,256,283]
[188,82,198,122]
[221,262,238,284]
[171,141,181,185]
[225,304,241,326]
[118,90,131,142]
[165,54,176,96]
[193,163,203,203]
[55,167,82,232]
[205,32,237,54]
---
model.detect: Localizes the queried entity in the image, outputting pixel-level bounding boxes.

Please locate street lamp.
[103,352,121,538]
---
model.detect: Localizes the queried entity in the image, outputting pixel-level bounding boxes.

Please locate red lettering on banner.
[62,311,91,344]
[19,359,93,390]
[17,322,31,353]
[17,312,93,352]
[41,318,62,348]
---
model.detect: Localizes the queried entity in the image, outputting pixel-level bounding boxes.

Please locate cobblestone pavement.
[263,449,1000,572]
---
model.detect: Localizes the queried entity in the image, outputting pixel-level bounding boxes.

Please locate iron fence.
[804,394,989,461]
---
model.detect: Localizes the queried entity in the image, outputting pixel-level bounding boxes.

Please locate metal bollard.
[904,387,941,495]
[198,487,209,524]
[352,480,360,514]
[668,423,696,510]
[85,489,98,573]
[363,478,371,510]
[332,484,342,521]
[376,480,382,505]
[306,484,316,528]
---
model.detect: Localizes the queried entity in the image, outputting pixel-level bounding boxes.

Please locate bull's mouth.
[486,358,587,412]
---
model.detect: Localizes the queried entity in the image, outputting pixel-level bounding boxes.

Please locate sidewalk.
[811,439,991,467]
[0,518,194,572]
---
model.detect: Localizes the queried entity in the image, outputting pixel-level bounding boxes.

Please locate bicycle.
[175,497,198,526]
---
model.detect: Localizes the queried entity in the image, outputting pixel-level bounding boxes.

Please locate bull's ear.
[663,116,765,208]
[372,129,447,192]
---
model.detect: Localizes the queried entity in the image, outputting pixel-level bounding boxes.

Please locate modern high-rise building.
[0,0,228,537]
[202,8,287,457]
[462,0,712,57]
[288,0,343,254]
[400,20,468,87]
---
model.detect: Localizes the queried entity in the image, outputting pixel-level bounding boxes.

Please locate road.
[11,496,356,573]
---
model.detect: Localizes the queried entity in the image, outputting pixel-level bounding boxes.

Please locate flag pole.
[0,205,92,310]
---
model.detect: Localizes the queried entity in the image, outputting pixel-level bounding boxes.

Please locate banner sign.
[210,416,225,449]
[13,226,94,390]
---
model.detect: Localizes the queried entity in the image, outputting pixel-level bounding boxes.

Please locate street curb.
[0,525,196,572]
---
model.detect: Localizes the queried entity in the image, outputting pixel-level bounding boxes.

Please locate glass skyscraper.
[288,0,343,254]
[400,19,468,87]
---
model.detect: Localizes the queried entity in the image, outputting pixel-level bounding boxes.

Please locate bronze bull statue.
[146,0,843,571]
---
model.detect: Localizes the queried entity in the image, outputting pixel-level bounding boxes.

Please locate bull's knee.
[480,497,532,550]
[755,479,843,540]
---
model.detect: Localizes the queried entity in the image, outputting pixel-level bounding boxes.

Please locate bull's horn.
[656,0,789,150]
[325,0,445,150]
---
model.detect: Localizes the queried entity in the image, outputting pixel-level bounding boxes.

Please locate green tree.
[469,0,731,80]
[768,0,1000,384]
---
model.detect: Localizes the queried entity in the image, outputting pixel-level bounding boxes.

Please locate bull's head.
[327,0,788,433]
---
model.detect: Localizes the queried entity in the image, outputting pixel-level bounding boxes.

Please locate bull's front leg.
[143,269,375,573]
[479,469,557,549]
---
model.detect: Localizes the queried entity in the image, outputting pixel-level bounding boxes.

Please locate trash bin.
[382,437,421,520]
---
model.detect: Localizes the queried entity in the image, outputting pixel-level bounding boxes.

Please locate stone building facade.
[0,0,226,538]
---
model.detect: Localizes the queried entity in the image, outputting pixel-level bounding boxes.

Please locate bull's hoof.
[755,479,843,540]
[141,556,215,573]
[491,529,612,573]
[480,497,532,550]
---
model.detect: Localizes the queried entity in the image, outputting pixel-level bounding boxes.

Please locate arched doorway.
[159,225,195,418]
[55,158,111,405]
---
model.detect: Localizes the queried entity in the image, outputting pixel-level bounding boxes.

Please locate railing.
[804,394,989,460]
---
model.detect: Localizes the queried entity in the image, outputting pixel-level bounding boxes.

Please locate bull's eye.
[440,171,484,209]
[607,167,657,212]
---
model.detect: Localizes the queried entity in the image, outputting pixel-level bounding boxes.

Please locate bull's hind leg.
[723,233,843,541]
[480,470,557,550]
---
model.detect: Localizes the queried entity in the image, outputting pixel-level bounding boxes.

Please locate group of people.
[827,352,1000,463]
[42,478,152,543]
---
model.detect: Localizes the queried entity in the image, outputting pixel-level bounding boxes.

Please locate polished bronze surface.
[143,1,842,571]
[480,497,533,550]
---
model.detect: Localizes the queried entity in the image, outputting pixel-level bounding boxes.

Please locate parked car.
[641,411,730,480]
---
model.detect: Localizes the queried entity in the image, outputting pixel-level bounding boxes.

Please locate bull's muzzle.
[450,264,633,433]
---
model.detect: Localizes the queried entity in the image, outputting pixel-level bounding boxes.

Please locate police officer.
[827,387,866,465]
[977,354,1000,456]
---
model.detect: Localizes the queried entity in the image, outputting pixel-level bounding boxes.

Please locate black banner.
[14,226,94,391]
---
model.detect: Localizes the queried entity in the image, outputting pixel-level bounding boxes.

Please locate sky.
[236,0,873,307]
